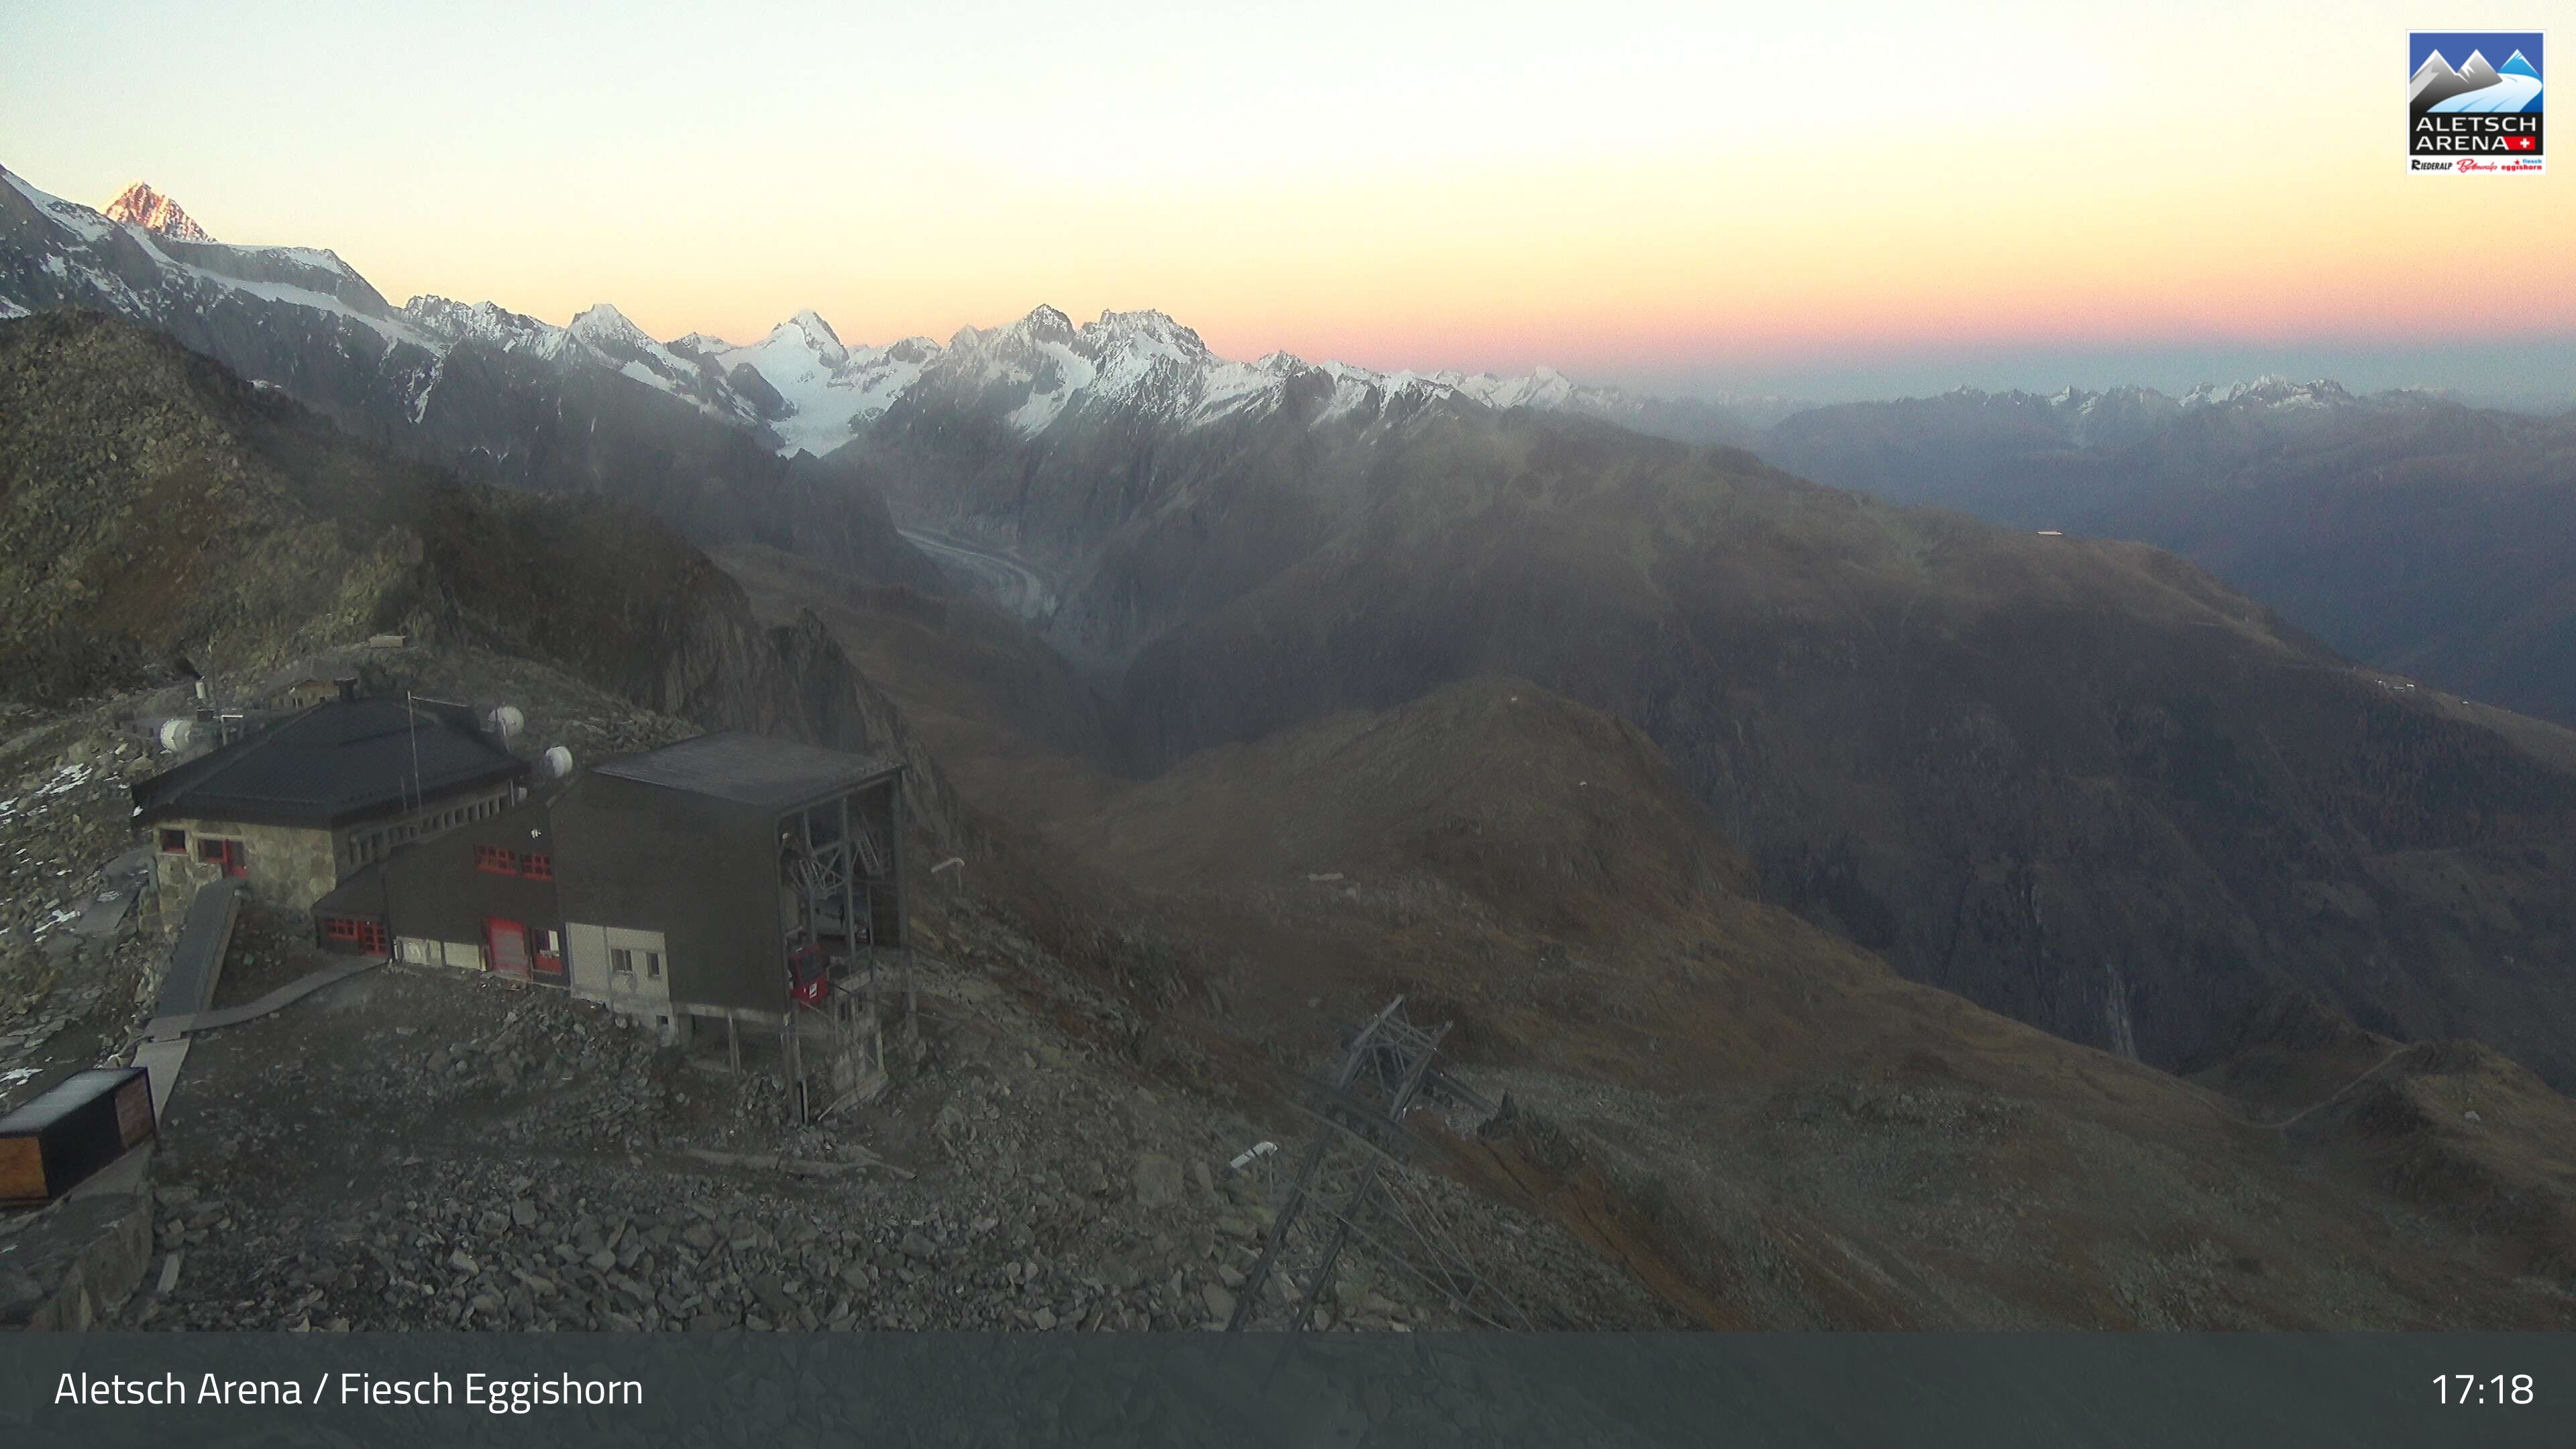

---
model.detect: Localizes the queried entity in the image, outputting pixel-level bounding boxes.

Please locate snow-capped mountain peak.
[103,181,214,243]
[1000,304,1077,347]
[568,301,653,352]
[771,309,849,368]
[1088,308,1208,352]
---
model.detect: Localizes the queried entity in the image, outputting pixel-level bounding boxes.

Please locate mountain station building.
[313,731,910,1119]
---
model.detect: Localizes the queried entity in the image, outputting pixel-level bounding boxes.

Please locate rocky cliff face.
[0,309,956,841]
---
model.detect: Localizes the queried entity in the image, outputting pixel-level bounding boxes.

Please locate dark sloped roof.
[313,862,386,921]
[132,697,527,828]
[591,731,902,811]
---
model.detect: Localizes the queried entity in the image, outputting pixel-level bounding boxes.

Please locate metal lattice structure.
[1227,996,1531,1331]
[783,795,892,1120]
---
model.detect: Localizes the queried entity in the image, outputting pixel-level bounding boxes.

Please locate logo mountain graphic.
[2410,43,2544,115]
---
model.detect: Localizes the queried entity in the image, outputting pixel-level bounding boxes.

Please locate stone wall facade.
[146,784,519,917]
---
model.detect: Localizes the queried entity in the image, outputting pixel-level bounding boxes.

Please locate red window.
[197,838,247,877]
[158,828,188,854]
[522,853,553,881]
[474,845,521,875]
[323,917,387,954]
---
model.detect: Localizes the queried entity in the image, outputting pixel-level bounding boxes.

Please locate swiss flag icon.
[2504,136,2537,152]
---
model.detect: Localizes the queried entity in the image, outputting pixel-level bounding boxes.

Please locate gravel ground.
[103,890,1666,1333]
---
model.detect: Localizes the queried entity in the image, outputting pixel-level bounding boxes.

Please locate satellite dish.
[541,745,574,780]
[486,704,526,741]
[158,718,197,753]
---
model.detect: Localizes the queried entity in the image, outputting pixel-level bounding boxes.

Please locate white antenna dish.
[541,745,574,780]
[158,718,197,753]
[486,704,526,741]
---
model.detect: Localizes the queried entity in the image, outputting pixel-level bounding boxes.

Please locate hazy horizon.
[6,0,2567,409]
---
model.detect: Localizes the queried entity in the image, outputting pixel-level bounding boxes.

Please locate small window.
[158,828,188,855]
[197,837,227,863]
[474,845,520,875]
[523,853,553,881]
[645,951,663,980]
[611,947,635,976]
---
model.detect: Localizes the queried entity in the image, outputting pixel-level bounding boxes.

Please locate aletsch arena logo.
[2409,31,2544,174]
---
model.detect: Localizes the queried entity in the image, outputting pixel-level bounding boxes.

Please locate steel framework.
[1226,996,1529,1331]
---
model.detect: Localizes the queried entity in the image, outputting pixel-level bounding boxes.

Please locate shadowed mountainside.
[1091,412,2576,1086]
[1762,388,2576,726]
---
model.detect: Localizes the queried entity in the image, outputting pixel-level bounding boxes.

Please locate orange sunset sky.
[5,0,2568,400]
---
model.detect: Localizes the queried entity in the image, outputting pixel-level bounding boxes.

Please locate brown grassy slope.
[1042,674,2576,1328]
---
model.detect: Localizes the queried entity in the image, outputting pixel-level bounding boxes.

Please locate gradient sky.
[4,0,2570,402]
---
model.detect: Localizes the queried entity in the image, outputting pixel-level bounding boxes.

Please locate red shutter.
[485,919,531,981]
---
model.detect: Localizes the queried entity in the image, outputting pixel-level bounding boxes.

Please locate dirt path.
[2261,1047,2415,1131]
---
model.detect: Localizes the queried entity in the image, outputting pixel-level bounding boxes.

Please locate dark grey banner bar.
[2,1332,2571,1446]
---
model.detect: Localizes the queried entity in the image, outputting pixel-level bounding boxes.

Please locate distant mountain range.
[0,164,941,596]
[9,158,2571,721]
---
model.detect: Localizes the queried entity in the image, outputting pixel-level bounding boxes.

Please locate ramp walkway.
[148,955,383,1037]
[133,879,243,1120]
[154,879,244,1022]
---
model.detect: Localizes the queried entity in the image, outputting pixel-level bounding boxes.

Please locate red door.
[485,918,531,981]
